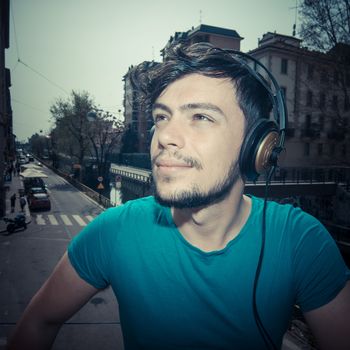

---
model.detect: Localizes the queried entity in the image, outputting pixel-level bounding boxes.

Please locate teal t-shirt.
[68,196,349,350]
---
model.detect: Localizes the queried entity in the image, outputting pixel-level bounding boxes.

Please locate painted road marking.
[72,215,87,226]
[60,215,73,226]
[48,215,59,225]
[36,215,46,225]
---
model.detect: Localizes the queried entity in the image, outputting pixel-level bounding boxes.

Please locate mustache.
[152,150,203,170]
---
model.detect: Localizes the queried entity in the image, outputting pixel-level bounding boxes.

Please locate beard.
[152,158,241,209]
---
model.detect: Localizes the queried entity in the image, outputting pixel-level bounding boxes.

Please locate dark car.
[28,192,51,211]
[24,178,46,194]
[27,187,47,195]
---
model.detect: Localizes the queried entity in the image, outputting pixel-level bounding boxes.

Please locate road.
[0,165,124,350]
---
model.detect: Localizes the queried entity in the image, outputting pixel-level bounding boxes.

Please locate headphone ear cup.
[239,120,279,181]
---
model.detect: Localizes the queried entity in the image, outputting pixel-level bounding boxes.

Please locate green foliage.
[50,90,95,165]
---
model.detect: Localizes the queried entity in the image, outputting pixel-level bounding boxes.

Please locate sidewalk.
[0,174,31,233]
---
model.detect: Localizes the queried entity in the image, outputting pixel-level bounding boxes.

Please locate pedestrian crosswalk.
[33,214,96,227]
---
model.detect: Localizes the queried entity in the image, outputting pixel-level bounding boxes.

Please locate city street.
[0,166,124,350]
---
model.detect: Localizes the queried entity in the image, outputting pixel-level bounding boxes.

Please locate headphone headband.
[226,49,288,133]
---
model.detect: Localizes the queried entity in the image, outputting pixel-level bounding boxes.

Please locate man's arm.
[7,252,100,350]
[303,280,350,350]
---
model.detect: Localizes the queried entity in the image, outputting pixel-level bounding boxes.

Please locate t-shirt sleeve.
[292,210,350,312]
[68,209,114,290]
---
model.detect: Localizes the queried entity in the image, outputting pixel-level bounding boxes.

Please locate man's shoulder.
[250,195,325,234]
[103,196,162,222]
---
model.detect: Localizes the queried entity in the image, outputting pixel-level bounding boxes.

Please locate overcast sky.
[6,0,299,142]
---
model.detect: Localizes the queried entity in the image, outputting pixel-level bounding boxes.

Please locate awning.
[20,169,48,178]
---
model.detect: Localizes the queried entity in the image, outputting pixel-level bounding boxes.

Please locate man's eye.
[193,114,212,122]
[153,114,167,124]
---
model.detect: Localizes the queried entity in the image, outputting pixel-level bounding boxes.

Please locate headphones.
[232,50,287,182]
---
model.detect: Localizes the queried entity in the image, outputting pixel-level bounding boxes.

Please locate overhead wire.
[17,58,70,95]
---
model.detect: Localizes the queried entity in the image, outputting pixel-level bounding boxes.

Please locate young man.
[8,43,350,350]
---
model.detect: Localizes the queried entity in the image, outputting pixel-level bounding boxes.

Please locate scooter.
[3,213,27,233]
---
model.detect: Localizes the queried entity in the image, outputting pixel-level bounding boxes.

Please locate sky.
[5,0,299,142]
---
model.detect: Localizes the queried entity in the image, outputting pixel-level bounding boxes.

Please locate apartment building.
[249,32,350,169]
[0,0,12,217]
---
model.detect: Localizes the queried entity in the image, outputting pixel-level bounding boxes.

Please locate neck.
[171,179,251,252]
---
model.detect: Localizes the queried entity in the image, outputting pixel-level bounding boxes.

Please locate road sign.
[97,176,103,182]
[97,183,104,190]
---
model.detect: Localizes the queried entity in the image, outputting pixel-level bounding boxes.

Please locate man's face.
[151,73,246,208]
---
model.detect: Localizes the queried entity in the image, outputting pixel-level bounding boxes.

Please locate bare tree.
[299,0,350,51]
[86,109,124,180]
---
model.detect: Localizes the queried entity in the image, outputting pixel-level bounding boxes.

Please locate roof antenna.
[199,9,202,24]
[290,0,299,36]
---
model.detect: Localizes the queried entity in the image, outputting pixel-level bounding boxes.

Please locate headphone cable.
[252,166,278,350]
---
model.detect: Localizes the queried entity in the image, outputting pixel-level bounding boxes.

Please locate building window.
[330,143,335,156]
[332,95,338,110]
[305,114,311,129]
[281,58,288,74]
[346,73,350,87]
[320,69,328,84]
[334,70,339,85]
[317,143,323,156]
[319,115,324,131]
[304,143,310,156]
[345,95,350,111]
[306,90,313,107]
[307,64,314,79]
[342,144,347,156]
[319,92,326,108]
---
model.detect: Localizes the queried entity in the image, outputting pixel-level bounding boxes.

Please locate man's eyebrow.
[152,103,172,114]
[152,102,225,117]
[180,103,225,116]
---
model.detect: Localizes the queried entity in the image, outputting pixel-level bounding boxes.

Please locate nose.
[153,118,185,150]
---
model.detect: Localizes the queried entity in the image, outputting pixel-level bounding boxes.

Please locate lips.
[156,159,191,168]
[154,158,192,174]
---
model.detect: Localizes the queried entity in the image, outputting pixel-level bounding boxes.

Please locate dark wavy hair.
[131,42,272,131]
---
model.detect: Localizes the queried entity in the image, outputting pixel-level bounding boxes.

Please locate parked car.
[27,186,47,195]
[24,178,46,194]
[28,192,51,211]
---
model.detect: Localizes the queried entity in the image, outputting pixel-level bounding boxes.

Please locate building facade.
[162,24,242,56]
[123,61,158,154]
[0,0,13,217]
[249,32,350,169]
